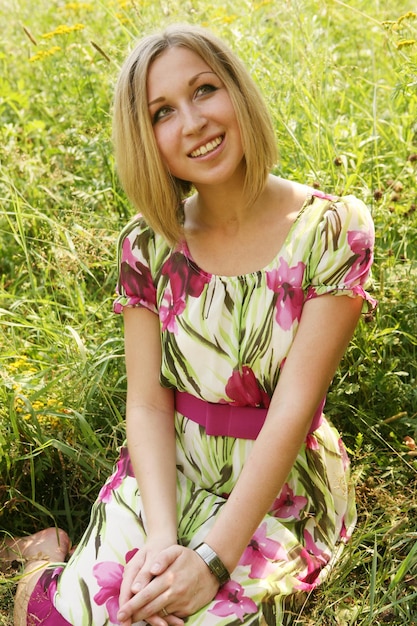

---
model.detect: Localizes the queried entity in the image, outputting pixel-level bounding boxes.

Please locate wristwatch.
[194,542,230,586]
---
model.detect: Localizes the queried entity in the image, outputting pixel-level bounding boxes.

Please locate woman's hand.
[117,545,219,626]
[118,538,177,626]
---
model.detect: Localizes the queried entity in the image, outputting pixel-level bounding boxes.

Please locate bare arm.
[123,305,178,544]
[118,306,186,626]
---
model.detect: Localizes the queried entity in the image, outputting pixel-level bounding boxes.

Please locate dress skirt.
[30,410,356,626]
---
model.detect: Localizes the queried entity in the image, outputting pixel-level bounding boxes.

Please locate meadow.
[1,0,417,623]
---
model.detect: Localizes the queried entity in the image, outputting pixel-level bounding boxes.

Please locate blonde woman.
[6,23,376,626]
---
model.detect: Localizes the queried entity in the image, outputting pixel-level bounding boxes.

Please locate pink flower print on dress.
[98,447,134,503]
[271,484,308,520]
[266,258,306,330]
[116,237,157,310]
[159,289,186,334]
[209,580,257,623]
[225,366,270,408]
[306,433,319,450]
[345,229,373,284]
[312,190,337,202]
[338,438,350,471]
[295,529,330,592]
[239,522,288,579]
[340,516,353,542]
[39,565,64,599]
[160,252,210,333]
[93,548,138,624]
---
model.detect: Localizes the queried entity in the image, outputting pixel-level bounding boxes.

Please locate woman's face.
[146,45,245,189]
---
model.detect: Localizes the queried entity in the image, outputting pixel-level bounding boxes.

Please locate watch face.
[212,561,221,575]
[195,544,230,585]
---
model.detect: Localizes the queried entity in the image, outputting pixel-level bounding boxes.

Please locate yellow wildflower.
[32,400,45,410]
[29,46,61,63]
[63,2,93,10]
[50,417,61,429]
[398,12,417,25]
[254,0,272,9]
[8,357,28,371]
[14,397,26,411]
[34,413,63,429]
[47,398,63,407]
[220,16,237,24]
[396,39,416,49]
[115,12,129,24]
[41,24,85,39]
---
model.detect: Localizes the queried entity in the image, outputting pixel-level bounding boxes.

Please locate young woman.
[5,23,376,626]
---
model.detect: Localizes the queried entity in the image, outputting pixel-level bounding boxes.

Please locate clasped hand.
[117,542,220,626]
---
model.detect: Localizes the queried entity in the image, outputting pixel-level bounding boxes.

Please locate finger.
[166,614,185,626]
[131,546,180,595]
[118,547,186,623]
[130,563,157,594]
[133,611,184,626]
[119,569,135,608]
[148,545,181,577]
[119,576,133,612]
[119,552,146,607]
[140,615,167,626]
[118,580,169,624]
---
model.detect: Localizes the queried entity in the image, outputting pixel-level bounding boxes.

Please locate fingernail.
[117,612,126,621]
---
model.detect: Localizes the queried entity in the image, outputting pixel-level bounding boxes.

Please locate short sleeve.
[305,195,377,312]
[113,217,158,315]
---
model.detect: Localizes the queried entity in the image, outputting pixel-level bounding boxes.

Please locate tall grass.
[1,0,417,624]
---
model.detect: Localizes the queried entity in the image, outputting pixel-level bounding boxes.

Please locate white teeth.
[190,136,222,158]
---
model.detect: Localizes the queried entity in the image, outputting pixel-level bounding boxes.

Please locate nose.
[181,103,207,135]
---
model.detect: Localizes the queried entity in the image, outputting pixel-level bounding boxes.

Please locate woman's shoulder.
[300,189,374,232]
[117,214,172,263]
[269,177,367,224]
[118,213,155,243]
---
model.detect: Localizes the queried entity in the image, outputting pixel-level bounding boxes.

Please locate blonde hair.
[113,23,277,245]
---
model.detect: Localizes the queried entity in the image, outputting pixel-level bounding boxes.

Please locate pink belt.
[175,391,324,439]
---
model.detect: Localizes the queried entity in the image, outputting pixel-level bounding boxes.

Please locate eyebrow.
[148,71,217,107]
[189,70,216,86]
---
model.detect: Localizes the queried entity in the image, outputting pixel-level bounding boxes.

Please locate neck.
[188,175,272,233]
[192,190,246,230]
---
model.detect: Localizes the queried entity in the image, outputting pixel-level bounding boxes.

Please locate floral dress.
[37,192,375,626]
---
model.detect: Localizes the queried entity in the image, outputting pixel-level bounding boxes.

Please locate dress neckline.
[179,192,324,279]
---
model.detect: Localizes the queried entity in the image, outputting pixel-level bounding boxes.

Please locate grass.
[1,0,417,624]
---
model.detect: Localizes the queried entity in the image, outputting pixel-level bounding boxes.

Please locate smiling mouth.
[189,135,224,158]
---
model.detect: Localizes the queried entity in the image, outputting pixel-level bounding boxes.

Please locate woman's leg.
[1,528,70,626]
